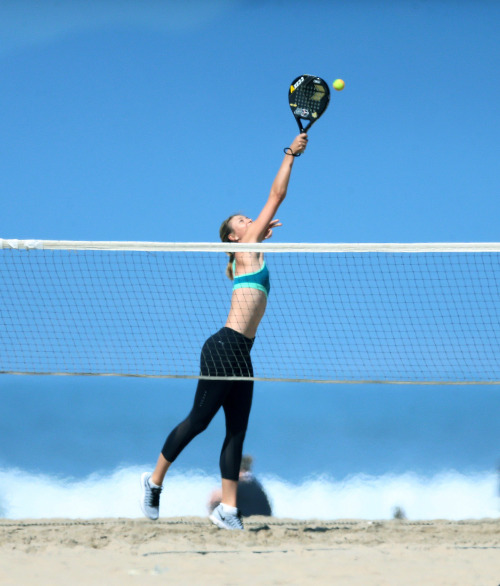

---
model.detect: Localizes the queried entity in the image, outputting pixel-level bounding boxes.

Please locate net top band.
[2,239,500,253]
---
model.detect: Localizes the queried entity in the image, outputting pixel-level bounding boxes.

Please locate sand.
[0,517,499,585]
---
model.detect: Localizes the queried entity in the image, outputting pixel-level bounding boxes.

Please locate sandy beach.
[0,517,498,585]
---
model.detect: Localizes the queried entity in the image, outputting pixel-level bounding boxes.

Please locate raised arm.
[242,133,308,243]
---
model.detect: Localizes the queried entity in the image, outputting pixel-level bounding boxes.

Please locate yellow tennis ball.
[333,79,345,91]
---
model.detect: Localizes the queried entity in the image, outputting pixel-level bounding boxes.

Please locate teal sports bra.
[232,260,270,298]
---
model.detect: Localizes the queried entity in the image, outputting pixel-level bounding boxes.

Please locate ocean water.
[1,376,499,520]
[1,468,497,521]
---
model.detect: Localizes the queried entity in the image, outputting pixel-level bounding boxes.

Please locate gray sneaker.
[140,472,162,520]
[209,504,244,530]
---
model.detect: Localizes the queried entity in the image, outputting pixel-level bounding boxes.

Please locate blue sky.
[1,0,499,244]
[1,1,499,482]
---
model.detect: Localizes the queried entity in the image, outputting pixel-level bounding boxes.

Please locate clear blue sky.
[1,0,499,244]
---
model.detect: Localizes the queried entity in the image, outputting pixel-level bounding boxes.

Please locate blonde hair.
[219,215,236,280]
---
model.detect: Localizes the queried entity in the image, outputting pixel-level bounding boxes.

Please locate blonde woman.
[140,133,308,529]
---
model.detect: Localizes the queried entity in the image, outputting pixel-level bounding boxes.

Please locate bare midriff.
[225,288,267,340]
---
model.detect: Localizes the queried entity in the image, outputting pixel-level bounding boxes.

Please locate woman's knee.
[188,412,212,435]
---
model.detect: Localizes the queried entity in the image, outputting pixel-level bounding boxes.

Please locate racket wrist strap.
[283,147,301,157]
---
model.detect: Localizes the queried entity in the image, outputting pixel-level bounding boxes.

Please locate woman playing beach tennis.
[140,132,308,530]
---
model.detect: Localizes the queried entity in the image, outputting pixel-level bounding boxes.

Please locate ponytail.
[225,252,235,280]
[219,215,237,281]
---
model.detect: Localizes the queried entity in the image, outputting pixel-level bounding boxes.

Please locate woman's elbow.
[269,188,286,203]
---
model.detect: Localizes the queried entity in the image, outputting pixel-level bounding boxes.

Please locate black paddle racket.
[288,74,330,133]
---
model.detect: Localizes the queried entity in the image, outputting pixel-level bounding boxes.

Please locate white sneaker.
[209,504,244,530]
[140,472,162,520]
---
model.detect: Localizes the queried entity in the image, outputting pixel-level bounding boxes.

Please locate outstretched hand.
[289,133,308,156]
[264,218,282,240]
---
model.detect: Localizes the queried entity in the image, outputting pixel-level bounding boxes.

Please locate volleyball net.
[1,238,499,384]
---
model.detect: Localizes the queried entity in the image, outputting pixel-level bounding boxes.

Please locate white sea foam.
[0,467,498,520]
[266,471,499,520]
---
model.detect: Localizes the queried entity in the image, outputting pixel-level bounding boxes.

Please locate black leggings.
[161,328,254,481]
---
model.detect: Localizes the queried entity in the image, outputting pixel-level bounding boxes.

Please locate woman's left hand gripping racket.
[288,74,331,133]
